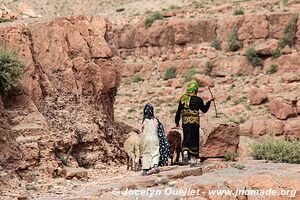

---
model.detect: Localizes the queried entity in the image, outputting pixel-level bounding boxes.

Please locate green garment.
[180,81,199,108]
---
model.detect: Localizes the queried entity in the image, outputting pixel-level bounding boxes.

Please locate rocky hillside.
[0,15,128,191]
[113,6,300,142]
[0,0,299,199]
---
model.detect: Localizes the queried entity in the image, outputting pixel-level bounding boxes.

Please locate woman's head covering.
[143,103,154,121]
[180,81,199,108]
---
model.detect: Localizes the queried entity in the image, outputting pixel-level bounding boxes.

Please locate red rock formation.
[269,98,296,120]
[200,124,239,158]
[0,16,124,180]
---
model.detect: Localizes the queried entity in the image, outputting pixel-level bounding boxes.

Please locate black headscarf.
[143,103,154,121]
[142,103,171,166]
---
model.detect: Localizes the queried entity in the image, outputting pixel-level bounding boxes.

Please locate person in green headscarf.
[175,81,214,167]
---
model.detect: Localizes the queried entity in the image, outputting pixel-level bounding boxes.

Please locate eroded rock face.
[0,16,124,181]
[200,124,239,158]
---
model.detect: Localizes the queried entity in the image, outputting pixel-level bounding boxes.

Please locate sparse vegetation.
[232,163,246,170]
[55,147,73,166]
[245,47,262,66]
[233,8,244,15]
[282,0,289,7]
[224,152,239,161]
[222,96,232,104]
[191,0,205,8]
[228,115,247,124]
[211,38,221,50]
[233,96,247,105]
[227,27,243,52]
[204,60,213,75]
[272,48,281,58]
[124,76,144,85]
[183,68,200,83]
[168,5,181,10]
[25,185,38,191]
[128,108,136,113]
[0,18,13,23]
[163,66,177,80]
[116,8,125,12]
[250,138,300,164]
[144,12,164,28]
[268,64,278,74]
[0,45,26,94]
[278,13,298,49]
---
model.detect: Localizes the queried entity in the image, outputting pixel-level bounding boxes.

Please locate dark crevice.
[26,28,49,101]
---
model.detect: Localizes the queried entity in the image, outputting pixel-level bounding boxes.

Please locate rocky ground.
[2,160,300,199]
[0,0,299,199]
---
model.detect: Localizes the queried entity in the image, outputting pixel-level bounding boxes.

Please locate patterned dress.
[143,103,171,167]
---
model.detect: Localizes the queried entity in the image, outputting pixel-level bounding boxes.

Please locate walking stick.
[208,86,218,118]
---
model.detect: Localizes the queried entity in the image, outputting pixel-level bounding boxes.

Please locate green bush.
[0,18,13,23]
[204,60,213,75]
[272,48,281,58]
[250,138,300,164]
[278,13,298,49]
[233,8,245,15]
[232,163,246,170]
[233,96,247,105]
[227,27,243,52]
[0,45,26,94]
[245,47,262,66]
[163,66,177,80]
[123,76,144,85]
[228,115,247,124]
[183,68,200,83]
[144,12,164,28]
[268,64,278,74]
[211,38,221,50]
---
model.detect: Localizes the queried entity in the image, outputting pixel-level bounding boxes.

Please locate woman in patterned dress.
[141,103,171,176]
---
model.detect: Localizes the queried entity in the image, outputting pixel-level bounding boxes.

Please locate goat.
[167,128,183,165]
[124,131,141,171]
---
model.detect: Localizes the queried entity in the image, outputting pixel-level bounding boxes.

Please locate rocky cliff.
[0,16,125,187]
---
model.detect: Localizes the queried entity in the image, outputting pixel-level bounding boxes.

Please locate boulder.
[266,119,284,136]
[268,98,295,120]
[240,120,253,137]
[254,39,278,56]
[193,74,214,87]
[170,79,182,89]
[252,119,266,137]
[200,124,239,158]
[62,167,88,180]
[18,3,39,18]
[213,56,254,76]
[248,88,267,105]
[284,118,300,140]
[277,53,300,73]
[281,73,299,83]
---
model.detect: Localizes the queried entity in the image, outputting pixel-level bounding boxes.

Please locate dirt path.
[2,160,299,199]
